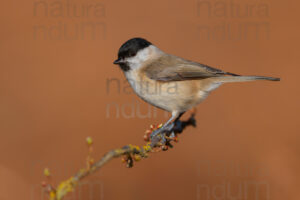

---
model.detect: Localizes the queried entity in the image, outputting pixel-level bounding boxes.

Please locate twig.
[43,113,197,200]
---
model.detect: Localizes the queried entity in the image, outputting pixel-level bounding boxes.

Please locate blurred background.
[0,0,299,199]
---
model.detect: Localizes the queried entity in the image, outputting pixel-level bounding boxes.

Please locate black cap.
[116,38,152,60]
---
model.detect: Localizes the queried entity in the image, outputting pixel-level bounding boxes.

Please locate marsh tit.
[113,38,280,137]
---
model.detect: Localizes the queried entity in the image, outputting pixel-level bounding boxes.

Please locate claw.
[149,127,163,139]
[150,121,177,141]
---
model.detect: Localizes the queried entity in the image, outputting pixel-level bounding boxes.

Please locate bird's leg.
[150,111,185,140]
[168,112,185,137]
[150,114,177,140]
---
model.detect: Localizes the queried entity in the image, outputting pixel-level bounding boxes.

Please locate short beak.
[113,58,123,65]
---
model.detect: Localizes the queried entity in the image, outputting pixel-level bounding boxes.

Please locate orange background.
[0,0,299,199]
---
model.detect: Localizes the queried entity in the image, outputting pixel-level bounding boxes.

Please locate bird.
[113,37,280,137]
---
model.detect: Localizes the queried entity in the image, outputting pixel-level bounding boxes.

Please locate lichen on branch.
[42,112,196,200]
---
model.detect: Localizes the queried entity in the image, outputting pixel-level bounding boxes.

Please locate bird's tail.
[213,75,280,83]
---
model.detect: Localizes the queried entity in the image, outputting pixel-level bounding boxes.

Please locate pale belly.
[124,70,219,112]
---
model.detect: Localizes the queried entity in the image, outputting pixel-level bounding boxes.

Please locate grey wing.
[144,55,239,82]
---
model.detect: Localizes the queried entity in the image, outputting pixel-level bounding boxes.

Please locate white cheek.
[126,48,151,70]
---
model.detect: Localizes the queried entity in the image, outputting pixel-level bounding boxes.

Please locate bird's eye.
[129,52,136,57]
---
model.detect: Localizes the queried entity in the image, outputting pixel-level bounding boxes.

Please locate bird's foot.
[150,122,174,140]
[143,123,175,142]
